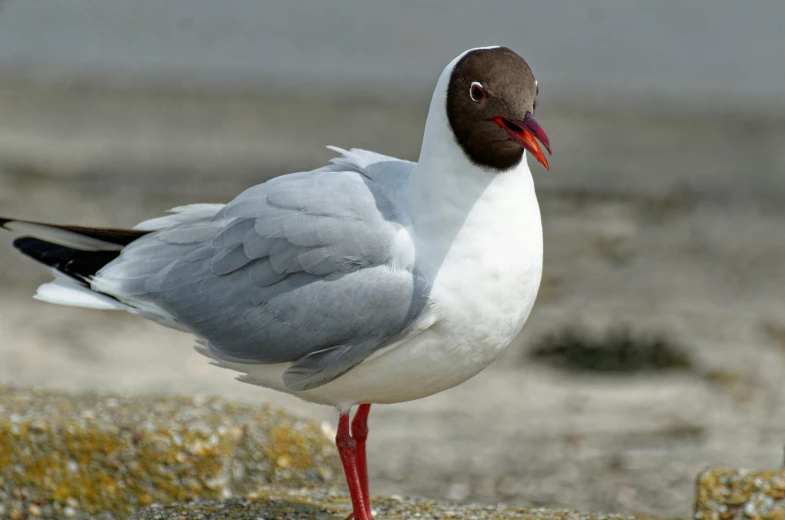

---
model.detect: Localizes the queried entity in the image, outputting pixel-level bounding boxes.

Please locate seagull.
[1,46,550,520]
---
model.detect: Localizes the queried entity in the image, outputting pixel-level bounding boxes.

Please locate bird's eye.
[469,82,486,103]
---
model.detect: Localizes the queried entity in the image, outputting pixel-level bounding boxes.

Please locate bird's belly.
[319,326,496,405]
[334,192,546,405]
[294,245,543,407]
[231,264,541,408]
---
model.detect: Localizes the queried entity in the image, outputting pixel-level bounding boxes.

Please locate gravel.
[127,487,640,520]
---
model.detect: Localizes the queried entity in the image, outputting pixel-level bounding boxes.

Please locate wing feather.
[93,151,430,390]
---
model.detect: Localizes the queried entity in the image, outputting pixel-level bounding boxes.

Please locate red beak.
[492,112,552,170]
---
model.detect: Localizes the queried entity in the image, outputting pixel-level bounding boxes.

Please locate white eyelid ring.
[469,81,486,102]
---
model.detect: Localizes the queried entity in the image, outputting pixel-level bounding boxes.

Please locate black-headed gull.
[1,46,551,520]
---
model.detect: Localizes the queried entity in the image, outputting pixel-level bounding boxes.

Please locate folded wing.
[94,158,429,390]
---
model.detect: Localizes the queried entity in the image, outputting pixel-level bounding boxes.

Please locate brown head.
[446,47,551,171]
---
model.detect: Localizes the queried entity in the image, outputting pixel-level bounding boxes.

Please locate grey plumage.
[93,152,430,391]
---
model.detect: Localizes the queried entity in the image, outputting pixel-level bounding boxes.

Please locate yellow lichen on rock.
[696,468,785,520]
[0,386,341,519]
[265,425,316,471]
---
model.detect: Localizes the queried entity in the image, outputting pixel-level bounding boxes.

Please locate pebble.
[28,420,48,434]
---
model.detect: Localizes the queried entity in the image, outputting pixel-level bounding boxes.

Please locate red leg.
[352,404,372,517]
[336,412,370,520]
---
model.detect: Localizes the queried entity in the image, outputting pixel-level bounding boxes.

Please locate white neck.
[406,50,536,276]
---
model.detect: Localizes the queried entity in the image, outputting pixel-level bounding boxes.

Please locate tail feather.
[34,272,127,310]
[12,237,122,284]
[1,213,204,316]
[0,217,147,251]
[2,216,149,286]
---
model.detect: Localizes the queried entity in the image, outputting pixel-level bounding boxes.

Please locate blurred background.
[1,1,785,518]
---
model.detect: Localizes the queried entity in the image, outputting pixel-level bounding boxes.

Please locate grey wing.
[94,165,429,391]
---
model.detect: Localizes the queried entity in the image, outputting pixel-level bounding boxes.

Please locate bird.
[1,46,550,520]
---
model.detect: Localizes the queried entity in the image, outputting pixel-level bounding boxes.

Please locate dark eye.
[469,82,486,103]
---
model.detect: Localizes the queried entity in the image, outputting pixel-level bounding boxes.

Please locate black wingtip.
[12,236,121,284]
[12,236,52,256]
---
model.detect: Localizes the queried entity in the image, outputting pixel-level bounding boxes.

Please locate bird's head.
[445,47,552,171]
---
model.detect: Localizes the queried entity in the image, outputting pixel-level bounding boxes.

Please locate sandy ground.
[1,80,785,519]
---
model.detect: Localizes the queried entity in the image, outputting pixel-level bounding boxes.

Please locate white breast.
[427,168,543,358]
[221,164,543,409]
[300,164,542,407]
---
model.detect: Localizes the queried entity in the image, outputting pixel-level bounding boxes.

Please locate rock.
[0,386,341,519]
[128,487,640,520]
[695,468,785,520]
